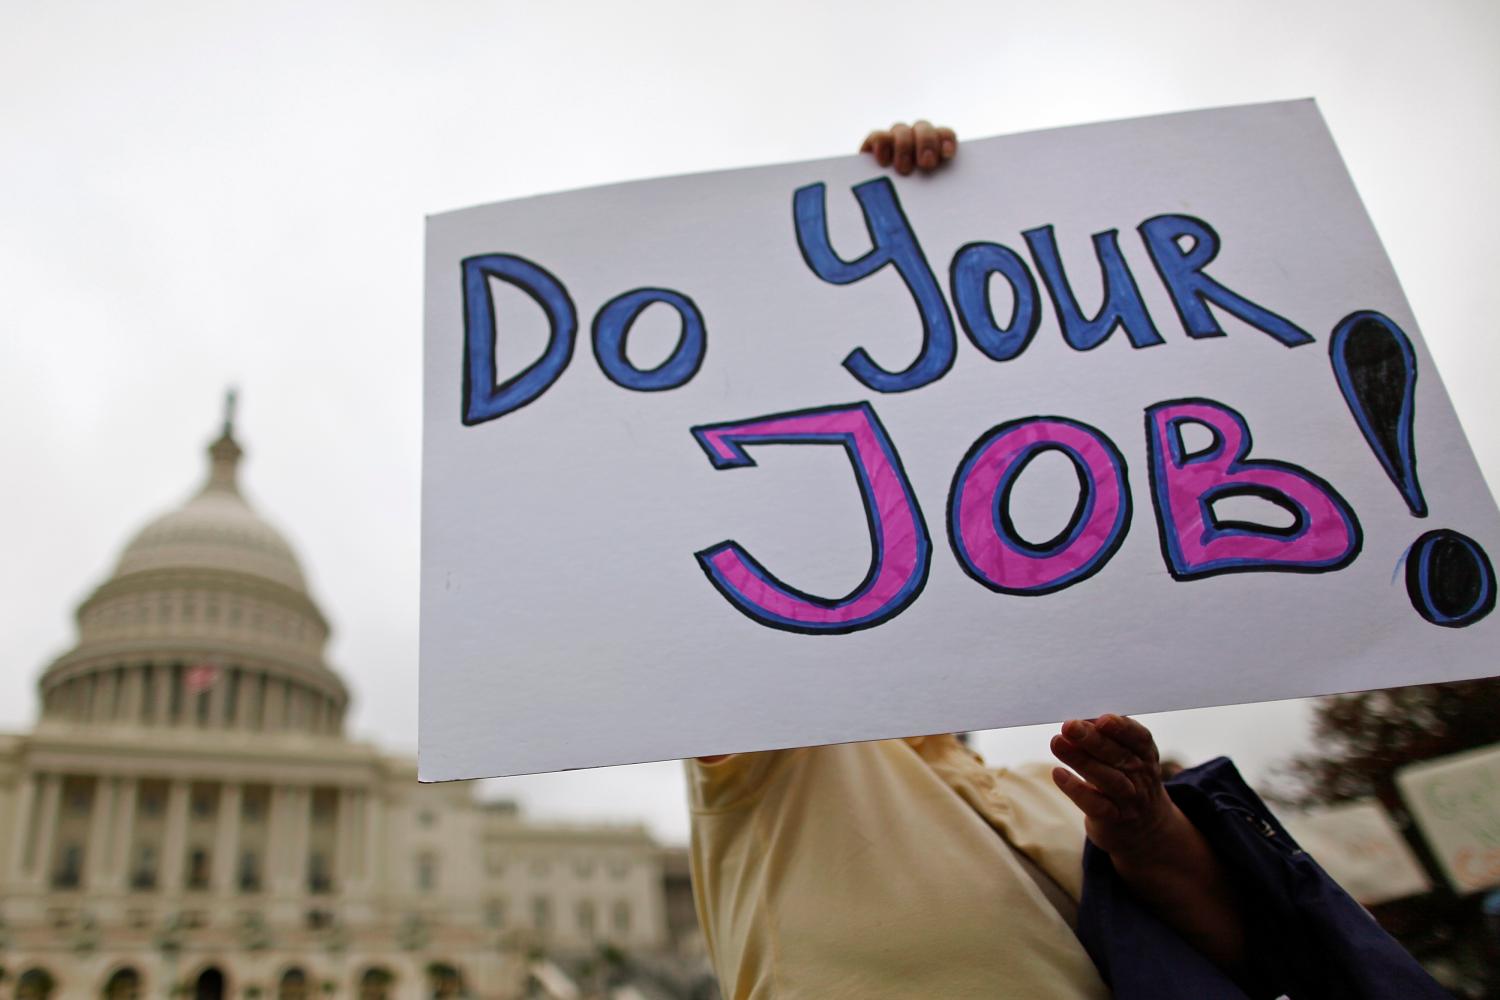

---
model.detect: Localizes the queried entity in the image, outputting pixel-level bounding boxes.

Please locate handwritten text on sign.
[1398,745,1500,894]
[420,102,1500,779]
[458,187,1491,631]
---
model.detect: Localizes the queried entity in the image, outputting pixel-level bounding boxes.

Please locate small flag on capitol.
[185,661,221,695]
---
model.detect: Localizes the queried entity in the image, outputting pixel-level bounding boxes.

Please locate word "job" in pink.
[691,399,1360,634]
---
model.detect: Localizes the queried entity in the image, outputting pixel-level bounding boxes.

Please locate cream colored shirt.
[687,735,1109,1000]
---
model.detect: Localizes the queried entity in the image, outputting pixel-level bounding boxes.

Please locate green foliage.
[1277,677,1500,808]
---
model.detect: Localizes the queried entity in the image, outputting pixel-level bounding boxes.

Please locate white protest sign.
[421,101,1500,780]
[1280,800,1431,905]
[1396,744,1500,894]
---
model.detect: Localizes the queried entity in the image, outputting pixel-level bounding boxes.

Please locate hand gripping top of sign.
[456,120,1495,636]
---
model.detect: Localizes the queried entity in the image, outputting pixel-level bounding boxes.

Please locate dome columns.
[40,659,347,737]
[6,768,369,908]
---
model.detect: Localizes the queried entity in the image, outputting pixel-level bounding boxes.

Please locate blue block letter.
[591,288,706,392]
[1139,214,1312,347]
[461,254,578,426]
[949,241,1041,362]
[1023,225,1164,352]
[793,178,956,392]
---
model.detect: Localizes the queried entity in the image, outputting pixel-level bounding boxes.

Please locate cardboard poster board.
[1397,744,1500,894]
[421,101,1500,780]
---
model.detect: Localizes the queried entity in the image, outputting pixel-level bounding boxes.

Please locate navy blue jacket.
[1075,757,1451,999]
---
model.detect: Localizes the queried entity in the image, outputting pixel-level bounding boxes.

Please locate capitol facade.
[0,411,687,999]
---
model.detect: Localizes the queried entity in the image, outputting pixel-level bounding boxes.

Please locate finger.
[1052,766,1119,820]
[1097,714,1158,761]
[890,122,914,175]
[864,130,894,167]
[1061,719,1134,768]
[860,129,889,159]
[937,125,957,161]
[1051,735,1135,801]
[912,119,939,171]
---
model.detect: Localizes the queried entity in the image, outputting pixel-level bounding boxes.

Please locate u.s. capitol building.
[0,409,698,999]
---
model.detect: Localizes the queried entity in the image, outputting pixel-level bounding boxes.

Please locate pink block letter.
[1145,398,1361,579]
[691,402,930,634]
[948,417,1131,595]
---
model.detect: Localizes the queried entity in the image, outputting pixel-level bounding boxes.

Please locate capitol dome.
[113,431,309,593]
[38,398,349,735]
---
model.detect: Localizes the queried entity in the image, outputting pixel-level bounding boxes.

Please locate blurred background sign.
[1398,743,1500,894]
[1281,799,1432,905]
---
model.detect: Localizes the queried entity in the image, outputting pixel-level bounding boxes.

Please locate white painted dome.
[113,431,308,593]
[39,398,349,734]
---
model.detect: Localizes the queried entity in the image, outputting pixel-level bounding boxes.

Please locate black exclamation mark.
[1330,311,1495,628]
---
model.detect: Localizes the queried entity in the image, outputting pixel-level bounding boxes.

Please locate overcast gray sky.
[2,1,1497,844]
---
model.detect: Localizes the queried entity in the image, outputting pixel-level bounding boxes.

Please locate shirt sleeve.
[684,748,801,813]
[908,735,1089,902]
[989,762,1090,902]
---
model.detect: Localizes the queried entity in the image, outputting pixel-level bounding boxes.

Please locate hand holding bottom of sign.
[1051,715,1248,976]
[1049,714,1180,857]
[860,120,957,175]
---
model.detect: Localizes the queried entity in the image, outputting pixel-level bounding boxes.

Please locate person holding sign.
[685,124,1449,1000]
[690,715,1239,998]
